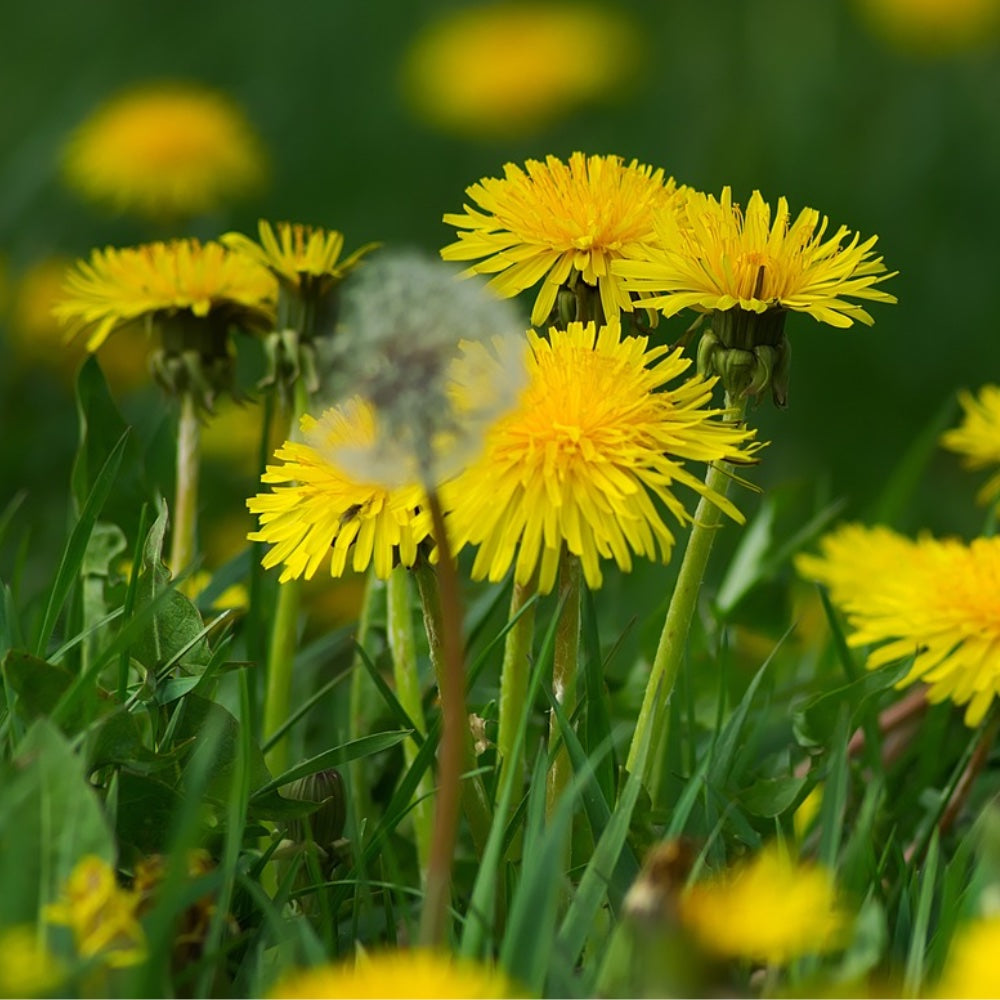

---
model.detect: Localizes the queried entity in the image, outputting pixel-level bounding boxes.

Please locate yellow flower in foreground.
[248,398,432,582]
[445,322,758,593]
[62,81,266,218]
[55,239,277,352]
[270,949,518,999]
[44,855,146,968]
[442,152,683,326]
[679,844,847,965]
[0,925,65,998]
[222,220,377,296]
[615,187,897,327]
[797,524,1000,726]
[941,385,1000,505]
[935,915,1000,998]
[856,0,1000,54]
[402,2,638,137]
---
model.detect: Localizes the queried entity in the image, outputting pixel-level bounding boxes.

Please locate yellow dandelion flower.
[935,915,1000,998]
[222,220,378,296]
[55,238,276,353]
[445,321,758,593]
[0,925,65,998]
[43,855,147,968]
[941,385,1000,506]
[62,81,266,219]
[615,186,897,328]
[269,949,518,999]
[679,844,847,965]
[796,523,1000,726]
[248,398,432,583]
[442,152,683,327]
[855,0,1000,54]
[402,3,638,138]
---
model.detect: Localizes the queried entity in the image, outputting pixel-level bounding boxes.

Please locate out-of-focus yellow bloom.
[0,925,65,998]
[941,385,1000,506]
[402,2,638,138]
[935,915,1000,998]
[679,844,847,965]
[269,949,519,998]
[43,855,147,968]
[798,523,1000,726]
[62,81,267,219]
[200,399,263,474]
[855,0,1000,54]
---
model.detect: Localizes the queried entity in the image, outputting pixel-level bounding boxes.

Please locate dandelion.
[941,384,1000,506]
[442,152,683,327]
[62,81,266,219]
[0,925,65,998]
[679,844,847,965]
[248,398,432,583]
[935,915,1000,998]
[269,949,518,999]
[402,3,638,138]
[615,186,897,405]
[446,320,758,594]
[855,0,1000,54]
[44,855,146,968]
[796,523,1000,726]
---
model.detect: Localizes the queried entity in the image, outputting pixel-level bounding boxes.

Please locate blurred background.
[2,0,999,603]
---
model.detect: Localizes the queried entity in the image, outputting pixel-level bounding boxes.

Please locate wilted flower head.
[329,250,527,488]
[62,81,267,219]
[402,2,639,138]
[941,384,1000,506]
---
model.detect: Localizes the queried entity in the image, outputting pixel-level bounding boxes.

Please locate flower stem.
[495,578,537,813]
[386,565,434,883]
[263,378,311,776]
[347,568,380,837]
[625,394,747,793]
[546,550,582,827]
[418,488,469,947]
[169,389,200,578]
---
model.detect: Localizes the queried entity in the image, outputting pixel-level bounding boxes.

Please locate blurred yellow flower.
[855,0,1000,54]
[200,398,264,473]
[55,239,276,352]
[62,81,267,219]
[44,855,146,968]
[248,398,432,582]
[941,385,1000,506]
[615,187,897,328]
[442,152,682,326]
[270,949,518,999]
[445,321,758,593]
[935,915,1000,998]
[0,925,65,998]
[797,523,1000,726]
[402,2,638,138]
[679,844,847,965]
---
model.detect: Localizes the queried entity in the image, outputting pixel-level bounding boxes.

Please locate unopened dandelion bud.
[284,768,347,849]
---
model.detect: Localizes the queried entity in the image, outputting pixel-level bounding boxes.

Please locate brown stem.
[940,714,1000,835]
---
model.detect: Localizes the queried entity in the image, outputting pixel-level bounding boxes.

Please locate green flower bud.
[284,768,346,850]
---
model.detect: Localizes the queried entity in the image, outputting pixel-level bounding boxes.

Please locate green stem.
[417,490,468,947]
[546,550,582,826]
[263,378,311,776]
[495,578,537,813]
[347,568,380,840]
[412,560,493,859]
[386,565,434,882]
[625,395,747,792]
[169,389,200,578]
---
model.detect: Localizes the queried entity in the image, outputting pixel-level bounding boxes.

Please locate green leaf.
[34,431,129,658]
[85,710,160,774]
[0,720,113,924]
[739,774,809,818]
[251,730,411,799]
[2,649,87,724]
[115,769,185,856]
